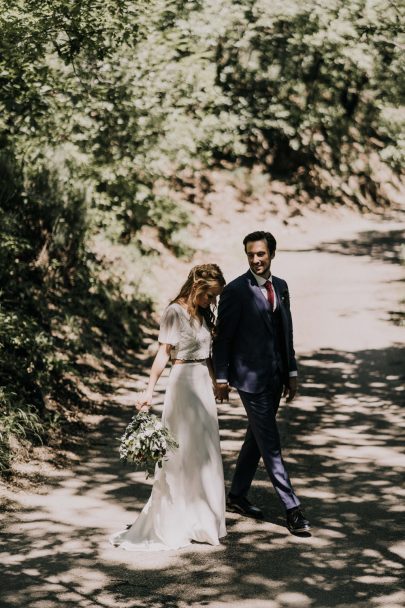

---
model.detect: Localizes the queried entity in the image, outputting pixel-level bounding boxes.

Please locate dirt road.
[1,206,404,608]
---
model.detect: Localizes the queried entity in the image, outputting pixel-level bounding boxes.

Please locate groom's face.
[246,239,274,277]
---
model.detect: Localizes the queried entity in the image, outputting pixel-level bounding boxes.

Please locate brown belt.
[173,358,207,365]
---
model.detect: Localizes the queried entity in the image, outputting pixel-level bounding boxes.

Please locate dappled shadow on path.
[281,228,405,266]
[315,229,405,265]
[1,344,404,608]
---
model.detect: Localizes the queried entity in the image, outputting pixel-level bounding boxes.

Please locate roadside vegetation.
[1,0,403,474]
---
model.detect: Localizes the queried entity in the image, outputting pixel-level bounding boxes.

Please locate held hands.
[215,382,230,403]
[283,377,298,403]
[135,390,153,412]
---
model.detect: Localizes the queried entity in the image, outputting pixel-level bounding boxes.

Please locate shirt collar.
[250,269,272,286]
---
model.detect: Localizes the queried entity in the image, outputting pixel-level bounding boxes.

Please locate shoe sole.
[288,525,311,533]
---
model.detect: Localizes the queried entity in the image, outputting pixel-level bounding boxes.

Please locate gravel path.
[1,208,404,608]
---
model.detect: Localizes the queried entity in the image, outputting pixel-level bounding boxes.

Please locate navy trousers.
[230,371,300,511]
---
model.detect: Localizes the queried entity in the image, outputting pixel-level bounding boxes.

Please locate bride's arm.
[207,357,226,401]
[206,357,216,389]
[136,343,172,411]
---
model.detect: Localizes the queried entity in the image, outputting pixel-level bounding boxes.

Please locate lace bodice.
[158,303,211,360]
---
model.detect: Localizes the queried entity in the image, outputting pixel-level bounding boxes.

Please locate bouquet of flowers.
[119,411,179,478]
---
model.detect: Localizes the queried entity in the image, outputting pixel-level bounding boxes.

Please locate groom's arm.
[283,281,297,374]
[281,279,298,402]
[212,284,242,383]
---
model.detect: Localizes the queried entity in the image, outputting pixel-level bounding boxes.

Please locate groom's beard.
[250,264,271,277]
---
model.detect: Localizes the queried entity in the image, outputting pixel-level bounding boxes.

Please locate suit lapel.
[273,276,288,334]
[246,271,273,335]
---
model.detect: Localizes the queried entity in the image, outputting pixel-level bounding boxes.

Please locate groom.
[213,230,310,533]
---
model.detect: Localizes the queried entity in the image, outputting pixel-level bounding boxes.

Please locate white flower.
[118,412,179,478]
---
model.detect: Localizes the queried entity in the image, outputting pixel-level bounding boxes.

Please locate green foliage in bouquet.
[119,412,179,478]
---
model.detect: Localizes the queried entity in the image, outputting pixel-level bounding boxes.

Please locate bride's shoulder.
[161,302,186,321]
[165,302,184,313]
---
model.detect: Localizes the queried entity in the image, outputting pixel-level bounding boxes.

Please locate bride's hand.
[135,391,152,412]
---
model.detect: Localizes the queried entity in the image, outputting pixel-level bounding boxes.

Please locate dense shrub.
[211,0,404,206]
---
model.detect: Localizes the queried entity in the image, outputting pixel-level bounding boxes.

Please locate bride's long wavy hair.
[171,264,226,331]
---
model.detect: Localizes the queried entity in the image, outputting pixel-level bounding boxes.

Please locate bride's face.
[195,282,223,309]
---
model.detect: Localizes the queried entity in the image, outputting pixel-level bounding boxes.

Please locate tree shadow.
[1,343,404,607]
[315,229,405,265]
[281,229,405,266]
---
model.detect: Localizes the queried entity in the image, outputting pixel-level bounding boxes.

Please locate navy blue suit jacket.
[212,271,297,393]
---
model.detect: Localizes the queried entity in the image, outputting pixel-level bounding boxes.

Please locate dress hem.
[109,532,227,553]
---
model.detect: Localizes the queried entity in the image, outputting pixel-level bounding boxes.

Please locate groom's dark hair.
[243,231,277,255]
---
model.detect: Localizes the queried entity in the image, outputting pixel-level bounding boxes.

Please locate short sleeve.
[158,305,182,346]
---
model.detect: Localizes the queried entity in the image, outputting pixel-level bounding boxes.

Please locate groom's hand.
[284,377,298,403]
[215,382,230,403]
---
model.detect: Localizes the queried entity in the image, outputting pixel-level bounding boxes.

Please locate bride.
[110,264,227,551]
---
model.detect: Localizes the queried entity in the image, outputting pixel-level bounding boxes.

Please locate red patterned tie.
[264,280,275,311]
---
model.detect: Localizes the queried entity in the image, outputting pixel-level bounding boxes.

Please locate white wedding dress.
[110,303,226,551]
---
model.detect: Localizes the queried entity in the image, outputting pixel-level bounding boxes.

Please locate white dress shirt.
[250,269,278,312]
